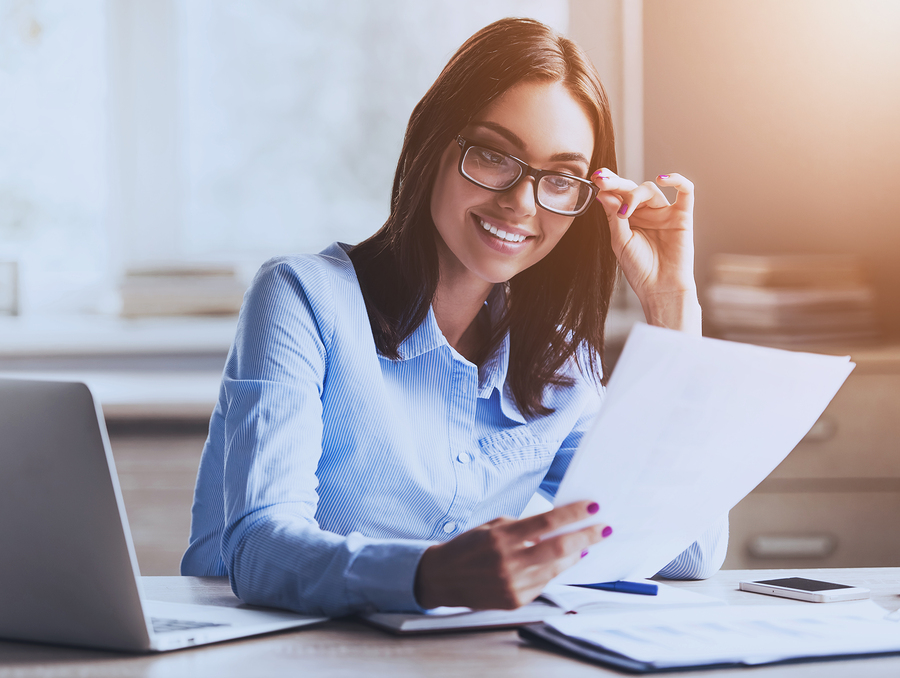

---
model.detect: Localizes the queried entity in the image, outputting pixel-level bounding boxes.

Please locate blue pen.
[573,580,659,596]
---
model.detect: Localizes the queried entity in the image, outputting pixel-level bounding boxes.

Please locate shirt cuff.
[344,534,435,612]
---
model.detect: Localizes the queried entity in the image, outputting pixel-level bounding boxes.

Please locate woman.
[182,17,728,616]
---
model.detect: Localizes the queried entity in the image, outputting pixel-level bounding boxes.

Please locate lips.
[476,216,531,243]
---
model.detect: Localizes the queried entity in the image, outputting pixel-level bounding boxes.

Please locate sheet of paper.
[540,581,723,613]
[546,601,899,668]
[361,599,560,632]
[423,606,474,616]
[551,323,854,585]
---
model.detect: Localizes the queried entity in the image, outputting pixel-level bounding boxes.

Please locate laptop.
[0,377,327,652]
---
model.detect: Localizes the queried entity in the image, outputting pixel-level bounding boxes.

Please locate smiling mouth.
[477,217,528,243]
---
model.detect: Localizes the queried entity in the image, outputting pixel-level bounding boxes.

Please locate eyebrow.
[470,121,590,167]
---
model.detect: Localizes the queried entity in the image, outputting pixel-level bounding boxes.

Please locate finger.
[488,543,588,607]
[599,181,671,221]
[495,523,613,606]
[591,167,638,193]
[528,522,612,564]
[541,543,594,584]
[503,500,600,542]
[655,172,694,213]
[483,515,516,529]
[594,182,654,256]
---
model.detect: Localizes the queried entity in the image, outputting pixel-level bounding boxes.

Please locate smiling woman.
[428,80,598,363]
[349,21,619,417]
[181,17,728,618]
[432,81,595,281]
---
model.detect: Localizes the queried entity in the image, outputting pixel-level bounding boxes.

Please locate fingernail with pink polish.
[592,169,605,179]
[602,526,613,538]
[581,549,589,558]
[617,203,628,216]
[587,502,600,515]
[658,174,670,179]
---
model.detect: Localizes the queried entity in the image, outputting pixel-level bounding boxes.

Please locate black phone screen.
[755,577,853,592]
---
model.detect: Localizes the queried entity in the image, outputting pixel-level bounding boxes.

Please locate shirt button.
[442,521,457,534]
[456,452,472,464]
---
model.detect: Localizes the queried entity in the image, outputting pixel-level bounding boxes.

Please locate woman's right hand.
[413,501,612,610]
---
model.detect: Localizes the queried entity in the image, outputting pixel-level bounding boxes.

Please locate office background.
[1,0,898,574]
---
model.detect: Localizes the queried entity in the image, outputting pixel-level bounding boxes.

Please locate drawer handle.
[748,535,836,559]
[801,416,837,442]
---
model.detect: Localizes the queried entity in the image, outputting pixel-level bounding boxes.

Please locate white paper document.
[539,581,723,613]
[552,323,854,585]
[360,581,721,634]
[545,601,900,668]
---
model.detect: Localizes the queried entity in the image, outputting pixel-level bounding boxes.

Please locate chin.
[473,260,525,285]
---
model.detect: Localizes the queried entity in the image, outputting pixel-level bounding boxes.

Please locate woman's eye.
[475,148,506,166]
[546,175,578,193]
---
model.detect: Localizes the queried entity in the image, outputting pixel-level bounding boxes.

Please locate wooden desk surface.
[2,568,899,677]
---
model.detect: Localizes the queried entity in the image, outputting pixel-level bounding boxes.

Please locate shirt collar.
[478,287,527,424]
[477,285,507,392]
[478,331,508,397]
[387,283,527,425]
[334,241,444,362]
[477,330,526,424]
[395,305,447,361]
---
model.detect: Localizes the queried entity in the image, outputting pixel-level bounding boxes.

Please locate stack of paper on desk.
[552,324,855,585]
[521,601,900,672]
[360,581,721,634]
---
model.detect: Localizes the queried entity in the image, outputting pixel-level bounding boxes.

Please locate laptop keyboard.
[151,617,231,633]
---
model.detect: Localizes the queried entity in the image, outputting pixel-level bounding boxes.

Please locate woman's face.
[430,79,595,289]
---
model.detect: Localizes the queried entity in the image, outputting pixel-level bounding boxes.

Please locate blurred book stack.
[119,264,246,317]
[705,254,880,347]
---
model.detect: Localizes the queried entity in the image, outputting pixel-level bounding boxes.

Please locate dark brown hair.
[349,17,618,417]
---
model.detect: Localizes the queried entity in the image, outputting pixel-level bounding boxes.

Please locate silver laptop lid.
[0,378,152,652]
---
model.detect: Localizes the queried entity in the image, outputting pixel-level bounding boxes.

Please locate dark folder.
[518,623,900,674]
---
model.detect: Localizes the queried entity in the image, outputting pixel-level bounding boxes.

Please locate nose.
[497,176,537,218]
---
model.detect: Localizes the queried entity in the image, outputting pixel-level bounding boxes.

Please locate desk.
[1,568,899,677]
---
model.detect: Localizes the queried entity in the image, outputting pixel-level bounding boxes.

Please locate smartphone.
[739,577,870,603]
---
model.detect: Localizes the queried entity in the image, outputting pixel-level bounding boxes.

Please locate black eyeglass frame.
[455,135,598,217]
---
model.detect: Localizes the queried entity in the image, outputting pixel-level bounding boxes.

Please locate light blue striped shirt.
[181,243,728,617]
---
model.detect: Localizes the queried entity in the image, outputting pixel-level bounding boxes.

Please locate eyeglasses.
[455,135,598,217]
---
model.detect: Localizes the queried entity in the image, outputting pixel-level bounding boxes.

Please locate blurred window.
[0,0,567,315]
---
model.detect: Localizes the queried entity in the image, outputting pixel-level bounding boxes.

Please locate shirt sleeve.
[655,515,729,580]
[220,260,431,617]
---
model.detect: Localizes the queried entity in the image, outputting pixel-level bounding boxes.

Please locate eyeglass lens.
[461,145,593,215]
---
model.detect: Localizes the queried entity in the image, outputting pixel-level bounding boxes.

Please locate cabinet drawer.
[770,372,900,479]
[725,490,900,569]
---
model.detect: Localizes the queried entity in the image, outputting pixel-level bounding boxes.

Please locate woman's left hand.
[592,169,702,334]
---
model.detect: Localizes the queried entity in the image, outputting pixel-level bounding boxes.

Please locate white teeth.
[479,218,526,243]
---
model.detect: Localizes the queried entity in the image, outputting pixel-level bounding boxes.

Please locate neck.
[432,275,494,363]
[433,285,493,361]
